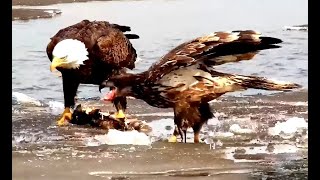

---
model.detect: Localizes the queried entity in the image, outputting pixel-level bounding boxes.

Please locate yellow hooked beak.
[50,56,65,72]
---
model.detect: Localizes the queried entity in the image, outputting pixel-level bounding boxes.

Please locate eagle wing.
[146,30,282,83]
[94,26,138,69]
[46,20,139,69]
[158,61,300,107]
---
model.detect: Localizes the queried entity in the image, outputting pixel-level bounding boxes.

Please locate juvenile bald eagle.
[99,30,301,143]
[46,20,139,126]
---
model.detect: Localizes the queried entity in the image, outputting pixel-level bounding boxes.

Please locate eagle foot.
[57,108,72,126]
[168,135,177,143]
[115,109,126,119]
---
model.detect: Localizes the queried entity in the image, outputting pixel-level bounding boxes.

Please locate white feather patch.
[52,39,89,69]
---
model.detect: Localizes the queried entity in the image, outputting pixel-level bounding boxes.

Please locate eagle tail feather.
[233,75,302,91]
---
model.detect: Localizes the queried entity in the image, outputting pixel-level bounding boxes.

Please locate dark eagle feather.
[46,19,139,124]
[100,30,301,143]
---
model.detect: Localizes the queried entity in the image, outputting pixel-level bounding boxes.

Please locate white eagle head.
[50,39,89,72]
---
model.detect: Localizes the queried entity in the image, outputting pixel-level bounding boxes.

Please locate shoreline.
[12,0,111,21]
[12,8,62,21]
[12,0,111,6]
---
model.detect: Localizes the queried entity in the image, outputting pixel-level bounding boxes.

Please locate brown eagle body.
[46,20,139,125]
[100,30,301,143]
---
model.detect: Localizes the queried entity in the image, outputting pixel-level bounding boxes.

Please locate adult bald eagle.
[99,30,301,143]
[46,20,139,126]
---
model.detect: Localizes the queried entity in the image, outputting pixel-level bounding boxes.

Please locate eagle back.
[46,20,138,70]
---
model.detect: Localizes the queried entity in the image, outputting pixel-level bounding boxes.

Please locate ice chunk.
[268,117,308,137]
[92,129,152,146]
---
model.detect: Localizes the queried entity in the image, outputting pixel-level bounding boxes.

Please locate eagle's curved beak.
[99,80,115,93]
[50,57,64,72]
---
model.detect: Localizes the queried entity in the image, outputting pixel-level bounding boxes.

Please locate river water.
[12,0,308,179]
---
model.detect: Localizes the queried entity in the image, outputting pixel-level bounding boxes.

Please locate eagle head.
[50,39,89,72]
[99,73,145,101]
[99,75,134,101]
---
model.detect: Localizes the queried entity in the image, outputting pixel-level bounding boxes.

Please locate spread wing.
[46,20,139,69]
[146,30,282,83]
[158,61,299,105]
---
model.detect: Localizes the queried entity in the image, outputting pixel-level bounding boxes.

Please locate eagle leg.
[181,129,187,143]
[168,125,180,143]
[192,124,202,143]
[57,73,79,126]
[175,125,186,143]
[113,96,127,119]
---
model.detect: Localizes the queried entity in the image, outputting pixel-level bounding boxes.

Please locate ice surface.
[12,92,42,106]
[229,124,255,134]
[268,117,308,138]
[85,129,152,146]
[48,101,64,115]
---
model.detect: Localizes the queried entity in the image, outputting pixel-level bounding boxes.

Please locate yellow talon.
[57,118,68,126]
[168,135,177,143]
[56,108,72,126]
[115,109,125,119]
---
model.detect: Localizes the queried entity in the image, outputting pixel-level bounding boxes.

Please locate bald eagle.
[46,20,139,126]
[99,30,301,143]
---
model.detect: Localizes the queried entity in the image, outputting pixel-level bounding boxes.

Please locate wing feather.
[95,30,137,69]
[146,30,282,83]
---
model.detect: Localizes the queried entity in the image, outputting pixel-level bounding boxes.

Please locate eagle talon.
[57,108,72,126]
[57,117,69,126]
[168,135,177,143]
[115,110,126,119]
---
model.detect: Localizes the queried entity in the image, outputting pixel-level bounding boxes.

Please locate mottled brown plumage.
[100,30,301,143]
[46,20,139,125]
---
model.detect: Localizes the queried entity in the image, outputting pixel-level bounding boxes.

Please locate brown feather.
[146,30,281,83]
[46,19,139,112]
[101,30,300,143]
[47,20,138,71]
